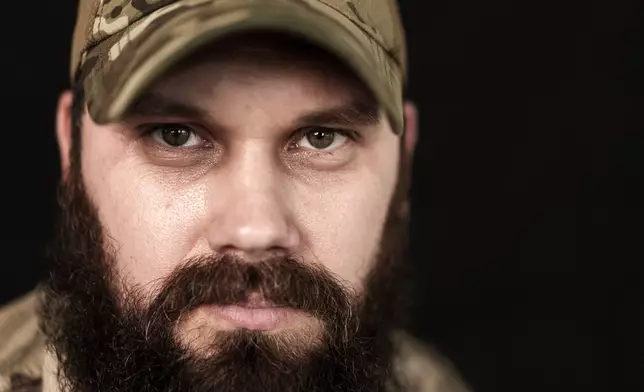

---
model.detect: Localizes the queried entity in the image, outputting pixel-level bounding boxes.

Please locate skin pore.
[47,33,418,392]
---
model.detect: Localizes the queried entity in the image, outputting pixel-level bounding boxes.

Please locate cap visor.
[84,0,403,133]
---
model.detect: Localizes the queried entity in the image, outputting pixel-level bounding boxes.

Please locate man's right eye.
[147,124,205,148]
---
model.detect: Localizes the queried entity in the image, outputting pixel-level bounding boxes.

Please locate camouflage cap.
[71,0,407,133]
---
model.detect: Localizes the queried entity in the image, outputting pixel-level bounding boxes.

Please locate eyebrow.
[297,100,381,128]
[123,92,381,128]
[125,92,210,120]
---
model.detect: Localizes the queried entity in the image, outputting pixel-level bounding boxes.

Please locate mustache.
[140,254,356,327]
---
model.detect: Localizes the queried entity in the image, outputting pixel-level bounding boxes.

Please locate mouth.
[202,293,306,331]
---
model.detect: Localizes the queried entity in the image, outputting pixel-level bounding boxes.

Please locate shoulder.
[0,291,46,391]
[393,330,473,392]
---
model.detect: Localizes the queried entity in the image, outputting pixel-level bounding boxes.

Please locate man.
[0,0,471,391]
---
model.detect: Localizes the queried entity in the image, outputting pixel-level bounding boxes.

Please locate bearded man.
[0,1,471,391]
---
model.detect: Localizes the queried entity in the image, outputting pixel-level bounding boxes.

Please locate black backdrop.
[1,1,641,392]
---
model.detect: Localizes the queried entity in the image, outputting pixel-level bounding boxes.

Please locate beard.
[39,147,411,392]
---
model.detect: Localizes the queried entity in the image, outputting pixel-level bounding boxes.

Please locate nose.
[206,149,299,260]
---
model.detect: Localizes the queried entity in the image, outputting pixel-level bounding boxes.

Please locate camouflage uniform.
[2,1,473,391]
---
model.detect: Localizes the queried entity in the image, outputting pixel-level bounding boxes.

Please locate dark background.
[1,1,641,391]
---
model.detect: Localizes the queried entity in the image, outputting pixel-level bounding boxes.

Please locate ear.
[403,100,418,162]
[56,90,74,180]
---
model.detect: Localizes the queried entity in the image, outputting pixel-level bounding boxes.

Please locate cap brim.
[81,0,404,133]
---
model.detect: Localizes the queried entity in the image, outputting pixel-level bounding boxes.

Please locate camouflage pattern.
[0,290,472,392]
[70,0,407,133]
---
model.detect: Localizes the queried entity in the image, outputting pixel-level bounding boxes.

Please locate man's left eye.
[295,128,349,151]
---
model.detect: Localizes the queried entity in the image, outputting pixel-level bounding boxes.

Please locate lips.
[203,293,303,331]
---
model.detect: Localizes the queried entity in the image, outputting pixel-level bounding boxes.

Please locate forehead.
[143,32,377,105]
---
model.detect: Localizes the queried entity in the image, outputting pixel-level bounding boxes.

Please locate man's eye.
[295,128,350,151]
[149,124,203,147]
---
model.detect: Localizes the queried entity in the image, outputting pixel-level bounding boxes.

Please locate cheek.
[108,176,207,288]
[295,168,397,290]
[83,140,208,295]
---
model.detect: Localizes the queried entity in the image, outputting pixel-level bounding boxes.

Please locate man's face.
[45,35,413,392]
[81,39,400,340]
